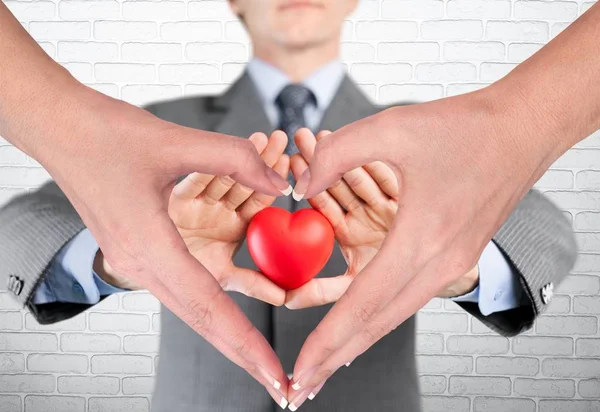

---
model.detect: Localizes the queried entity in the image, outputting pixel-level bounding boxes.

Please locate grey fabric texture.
[0,72,577,412]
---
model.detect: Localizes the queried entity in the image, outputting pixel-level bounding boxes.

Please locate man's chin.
[278,32,330,51]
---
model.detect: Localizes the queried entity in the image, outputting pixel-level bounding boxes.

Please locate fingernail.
[345,362,351,367]
[266,167,292,195]
[265,383,288,410]
[291,367,315,391]
[258,366,282,391]
[281,185,293,196]
[284,297,300,310]
[308,380,326,401]
[288,389,310,411]
[292,169,310,201]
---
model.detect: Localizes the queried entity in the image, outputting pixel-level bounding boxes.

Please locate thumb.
[176,129,292,197]
[292,115,388,200]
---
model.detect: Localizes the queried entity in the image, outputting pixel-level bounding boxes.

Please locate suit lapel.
[212,72,275,138]
[211,72,292,211]
[318,75,380,132]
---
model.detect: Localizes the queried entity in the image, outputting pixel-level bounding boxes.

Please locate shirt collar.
[247,57,345,111]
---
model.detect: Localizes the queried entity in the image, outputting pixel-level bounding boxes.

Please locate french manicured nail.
[291,367,315,391]
[266,168,292,195]
[288,389,310,411]
[308,381,326,401]
[292,169,310,201]
[258,366,281,390]
[284,296,300,310]
[265,384,288,410]
[345,362,351,367]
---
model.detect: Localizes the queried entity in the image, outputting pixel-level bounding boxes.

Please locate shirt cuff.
[451,240,523,316]
[32,229,127,305]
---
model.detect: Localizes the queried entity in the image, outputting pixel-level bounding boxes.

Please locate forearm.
[492,3,600,163]
[0,3,81,158]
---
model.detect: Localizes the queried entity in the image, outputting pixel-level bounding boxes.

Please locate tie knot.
[276,84,315,111]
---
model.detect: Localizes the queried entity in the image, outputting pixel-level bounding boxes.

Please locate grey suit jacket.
[0,73,578,412]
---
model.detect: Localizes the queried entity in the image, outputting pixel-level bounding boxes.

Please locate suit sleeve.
[455,189,578,337]
[0,104,159,324]
[0,180,94,324]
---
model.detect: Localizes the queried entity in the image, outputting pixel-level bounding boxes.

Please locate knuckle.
[351,300,379,324]
[344,172,363,188]
[314,367,335,383]
[315,282,327,305]
[249,194,268,209]
[331,179,344,190]
[346,197,362,212]
[219,275,230,291]
[187,299,213,335]
[312,195,328,210]
[244,272,260,298]
[231,139,257,173]
[235,331,254,358]
[223,197,239,211]
[360,321,389,345]
[218,175,235,187]
[308,327,337,356]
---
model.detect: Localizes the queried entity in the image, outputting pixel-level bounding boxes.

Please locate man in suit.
[0,0,577,411]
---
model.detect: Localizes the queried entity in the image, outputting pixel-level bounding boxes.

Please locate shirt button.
[494,290,504,301]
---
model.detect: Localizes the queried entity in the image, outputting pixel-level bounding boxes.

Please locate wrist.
[438,265,479,299]
[0,60,80,158]
[93,250,140,291]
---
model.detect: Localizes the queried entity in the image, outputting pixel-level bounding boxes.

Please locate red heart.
[247,207,335,291]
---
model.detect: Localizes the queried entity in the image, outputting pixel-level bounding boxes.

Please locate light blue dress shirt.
[33,58,523,316]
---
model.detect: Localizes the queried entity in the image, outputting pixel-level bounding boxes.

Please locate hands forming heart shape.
[164,128,401,404]
[100,126,478,407]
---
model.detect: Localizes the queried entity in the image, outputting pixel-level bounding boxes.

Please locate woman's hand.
[284,128,480,310]
[95,131,291,307]
[168,131,291,306]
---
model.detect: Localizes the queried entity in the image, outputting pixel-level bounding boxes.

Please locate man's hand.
[0,3,292,403]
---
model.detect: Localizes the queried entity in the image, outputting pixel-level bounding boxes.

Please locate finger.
[294,127,319,163]
[176,127,291,196]
[289,209,423,390]
[172,133,268,200]
[294,128,365,212]
[363,161,399,198]
[171,172,216,200]
[342,166,389,208]
[314,129,389,208]
[292,248,465,390]
[293,113,393,199]
[223,130,288,210]
[221,266,286,307]
[238,154,290,221]
[290,154,344,229]
[202,133,269,204]
[284,275,352,310]
[112,211,287,398]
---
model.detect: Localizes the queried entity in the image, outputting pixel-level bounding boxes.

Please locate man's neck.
[252,40,340,82]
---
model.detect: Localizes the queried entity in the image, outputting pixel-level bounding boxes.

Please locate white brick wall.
[0,1,599,411]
